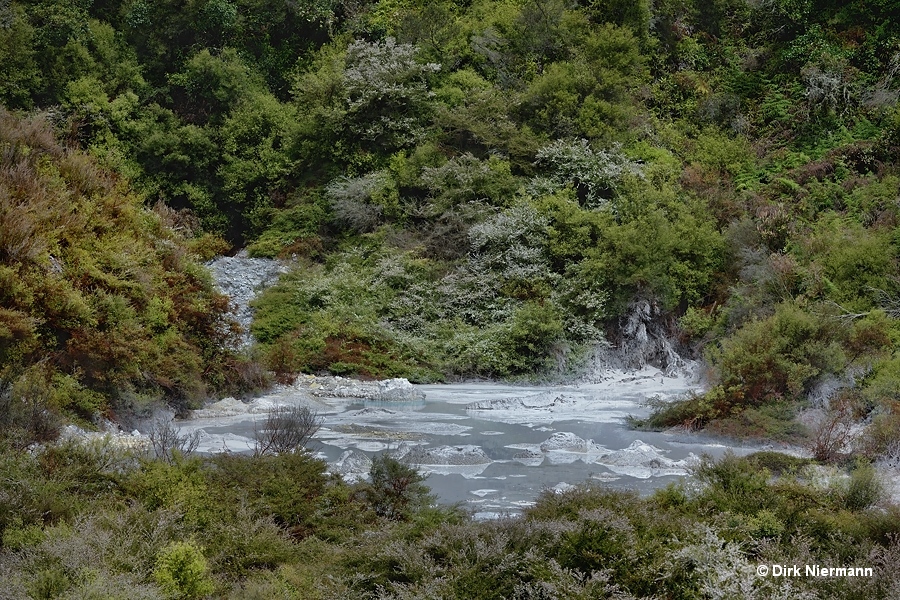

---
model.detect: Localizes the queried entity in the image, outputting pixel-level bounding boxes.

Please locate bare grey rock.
[513,449,544,466]
[332,449,373,483]
[304,375,425,402]
[539,432,590,452]
[402,444,492,466]
[596,440,700,479]
[206,250,287,348]
[466,392,577,412]
[583,297,698,381]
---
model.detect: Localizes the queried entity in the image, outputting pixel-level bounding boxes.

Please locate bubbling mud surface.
[177,369,758,517]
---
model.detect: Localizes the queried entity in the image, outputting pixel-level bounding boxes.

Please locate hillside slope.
[1,0,899,444]
[0,110,261,444]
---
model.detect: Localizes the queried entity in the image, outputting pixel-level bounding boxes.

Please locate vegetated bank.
[3,436,900,598]
[3,0,900,596]
[0,109,266,445]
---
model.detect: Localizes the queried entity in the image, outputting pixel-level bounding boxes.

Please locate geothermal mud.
[176,371,755,517]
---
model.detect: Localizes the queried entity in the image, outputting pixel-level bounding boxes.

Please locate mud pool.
[178,368,756,518]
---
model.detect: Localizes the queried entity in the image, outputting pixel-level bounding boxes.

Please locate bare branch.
[869,284,900,319]
[253,405,322,457]
[147,418,201,463]
[824,299,868,322]
[808,401,854,463]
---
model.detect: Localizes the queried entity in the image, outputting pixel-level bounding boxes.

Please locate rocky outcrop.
[466,392,578,412]
[206,250,287,348]
[59,424,150,451]
[513,450,545,466]
[300,375,425,402]
[399,444,492,466]
[332,449,373,483]
[596,440,700,479]
[539,432,592,453]
[584,297,697,381]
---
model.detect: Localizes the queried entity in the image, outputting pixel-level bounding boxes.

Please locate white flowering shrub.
[343,37,440,146]
[803,63,854,117]
[675,526,816,600]
[326,171,396,232]
[419,153,518,209]
[531,138,642,207]
[468,203,549,273]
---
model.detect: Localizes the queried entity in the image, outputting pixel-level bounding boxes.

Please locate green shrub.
[709,301,845,408]
[706,400,807,441]
[203,508,296,579]
[692,452,771,514]
[206,452,359,539]
[127,457,212,528]
[837,460,883,511]
[631,391,716,430]
[154,540,215,599]
[802,217,896,312]
[1,521,45,551]
[365,454,433,521]
[745,451,812,475]
[26,566,71,600]
[747,509,785,539]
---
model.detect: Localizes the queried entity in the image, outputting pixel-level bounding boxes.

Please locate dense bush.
[3,440,900,598]
[0,110,250,440]
[364,454,433,521]
[153,540,215,599]
[711,302,846,407]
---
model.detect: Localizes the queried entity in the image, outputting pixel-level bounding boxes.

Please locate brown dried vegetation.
[0,109,250,439]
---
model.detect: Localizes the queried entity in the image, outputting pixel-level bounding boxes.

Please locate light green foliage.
[537,184,724,315]
[679,306,723,340]
[246,202,327,259]
[218,92,298,235]
[688,128,755,178]
[502,301,566,373]
[154,541,215,599]
[129,457,213,528]
[250,251,439,381]
[800,216,897,312]
[521,22,644,138]
[711,302,846,407]
[862,355,900,405]
[837,460,883,511]
[431,70,541,168]
[168,48,266,125]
